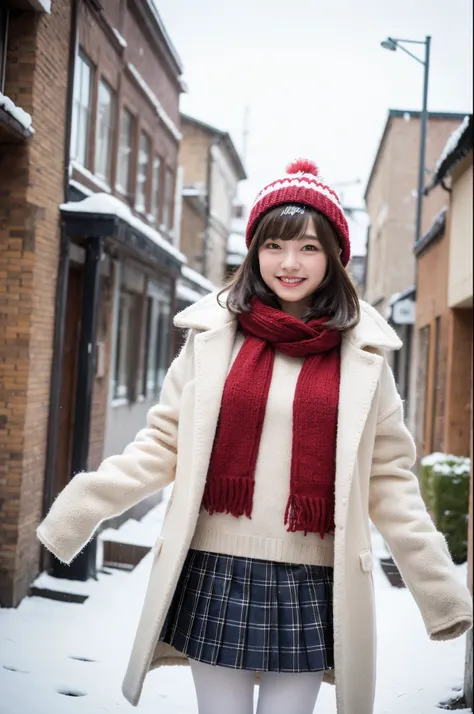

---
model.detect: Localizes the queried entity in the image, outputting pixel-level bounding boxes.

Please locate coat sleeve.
[369,358,473,641]
[36,330,195,565]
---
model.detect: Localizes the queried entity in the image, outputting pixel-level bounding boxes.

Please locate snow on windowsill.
[181,265,217,292]
[127,63,182,142]
[59,192,186,264]
[70,161,112,194]
[176,283,205,304]
[69,179,94,198]
[112,28,127,48]
[0,92,34,133]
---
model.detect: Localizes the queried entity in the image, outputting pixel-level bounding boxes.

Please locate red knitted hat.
[246,158,351,266]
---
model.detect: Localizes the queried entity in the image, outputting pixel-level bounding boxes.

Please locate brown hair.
[220,205,360,330]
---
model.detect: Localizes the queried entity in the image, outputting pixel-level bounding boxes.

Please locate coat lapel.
[187,322,237,517]
[334,338,383,527]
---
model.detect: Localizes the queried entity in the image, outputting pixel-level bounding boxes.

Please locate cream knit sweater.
[191,333,335,567]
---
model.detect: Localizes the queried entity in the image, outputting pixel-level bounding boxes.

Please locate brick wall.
[180,200,206,273]
[416,230,450,455]
[0,1,71,606]
[179,121,209,187]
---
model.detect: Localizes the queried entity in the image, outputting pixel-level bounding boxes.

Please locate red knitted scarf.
[202,298,342,537]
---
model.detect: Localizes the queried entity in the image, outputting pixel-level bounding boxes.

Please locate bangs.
[255,205,311,247]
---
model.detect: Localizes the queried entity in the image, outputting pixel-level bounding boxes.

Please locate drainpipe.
[42,0,79,527]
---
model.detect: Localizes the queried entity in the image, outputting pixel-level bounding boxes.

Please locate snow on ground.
[0,494,470,714]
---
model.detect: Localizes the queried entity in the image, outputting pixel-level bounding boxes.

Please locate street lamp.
[381,35,431,247]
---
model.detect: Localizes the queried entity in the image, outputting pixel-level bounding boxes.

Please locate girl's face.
[258,216,328,318]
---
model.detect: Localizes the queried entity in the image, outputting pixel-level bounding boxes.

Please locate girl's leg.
[189,658,255,714]
[256,670,324,714]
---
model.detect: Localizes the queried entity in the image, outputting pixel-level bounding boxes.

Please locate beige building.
[364,109,467,424]
[178,114,247,287]
[421,114,473,709]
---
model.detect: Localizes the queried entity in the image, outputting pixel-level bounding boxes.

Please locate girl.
[37,159,472,714]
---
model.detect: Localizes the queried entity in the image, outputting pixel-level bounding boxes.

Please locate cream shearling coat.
[37,293,473,714]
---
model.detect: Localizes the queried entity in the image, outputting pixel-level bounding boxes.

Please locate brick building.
[364,109,466,428]
[0,0,211,606]
[179,114,247,287]
[415,115,473,708]
[0,0,71,607]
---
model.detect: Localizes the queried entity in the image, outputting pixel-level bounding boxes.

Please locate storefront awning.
[60,194,186,275]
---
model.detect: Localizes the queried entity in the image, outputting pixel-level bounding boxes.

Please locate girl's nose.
[280,248,300,271]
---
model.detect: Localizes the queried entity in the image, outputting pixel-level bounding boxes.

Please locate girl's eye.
[302,244,319,251]
[266,242,280,249]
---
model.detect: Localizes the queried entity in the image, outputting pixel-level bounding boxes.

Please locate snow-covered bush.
[420,453,471,564]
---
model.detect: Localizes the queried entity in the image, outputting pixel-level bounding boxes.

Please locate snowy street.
[0,491,470,714]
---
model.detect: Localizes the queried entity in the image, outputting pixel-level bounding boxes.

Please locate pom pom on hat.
[286,158,319,177]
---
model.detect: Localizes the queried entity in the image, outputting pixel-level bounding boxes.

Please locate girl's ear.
[338,248,342,257]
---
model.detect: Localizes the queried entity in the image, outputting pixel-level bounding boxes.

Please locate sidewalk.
[0,492,469,713]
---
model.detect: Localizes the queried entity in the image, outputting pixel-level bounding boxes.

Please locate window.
[135,132,150,212]
[70,52,92,166]
[154,302,170,395]
[0,9,8,94]
[162,167,174,230]
[141,297,154,397]
[150,157,161,221]
[113,292,133,399]
[94,79,114,183]
[233,203,244,219]
[116,108,133,193]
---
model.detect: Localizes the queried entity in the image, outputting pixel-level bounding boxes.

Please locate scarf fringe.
[203,477,254,519]
[284,495,335,538]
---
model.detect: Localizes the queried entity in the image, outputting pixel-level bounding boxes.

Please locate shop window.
[113,292,134,400]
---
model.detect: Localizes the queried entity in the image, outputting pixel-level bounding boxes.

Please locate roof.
[141,0,183,74]
[364,109,468,201]
[181,113,247,181]
[414,206,447,257]
[424,115,473,194]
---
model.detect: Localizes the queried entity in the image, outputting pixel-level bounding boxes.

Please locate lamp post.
[381,36,431,247]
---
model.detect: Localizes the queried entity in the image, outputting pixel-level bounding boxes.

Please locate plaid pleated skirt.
[159,549,334,673]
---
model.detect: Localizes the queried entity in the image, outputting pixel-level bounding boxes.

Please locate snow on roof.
[0,92,34,133]
[435,116,470,173]
[127,64,182,142]
[181,265,216,292]
[60,193,185,264]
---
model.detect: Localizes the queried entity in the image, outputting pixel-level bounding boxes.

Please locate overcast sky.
[155,0,472,252]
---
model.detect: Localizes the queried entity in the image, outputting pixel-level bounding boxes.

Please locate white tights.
[189,659,324,714]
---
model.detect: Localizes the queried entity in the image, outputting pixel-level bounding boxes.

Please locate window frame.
[150,155,162,222]
[116,106,134,194]
[70,51,93,167]
[0,8,9,95]
[113,291,134,401]
[162,166,174,231]
[135,131,151,214]
[94,77,115,185]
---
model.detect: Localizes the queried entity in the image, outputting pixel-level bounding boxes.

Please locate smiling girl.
[37,159,472,714]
